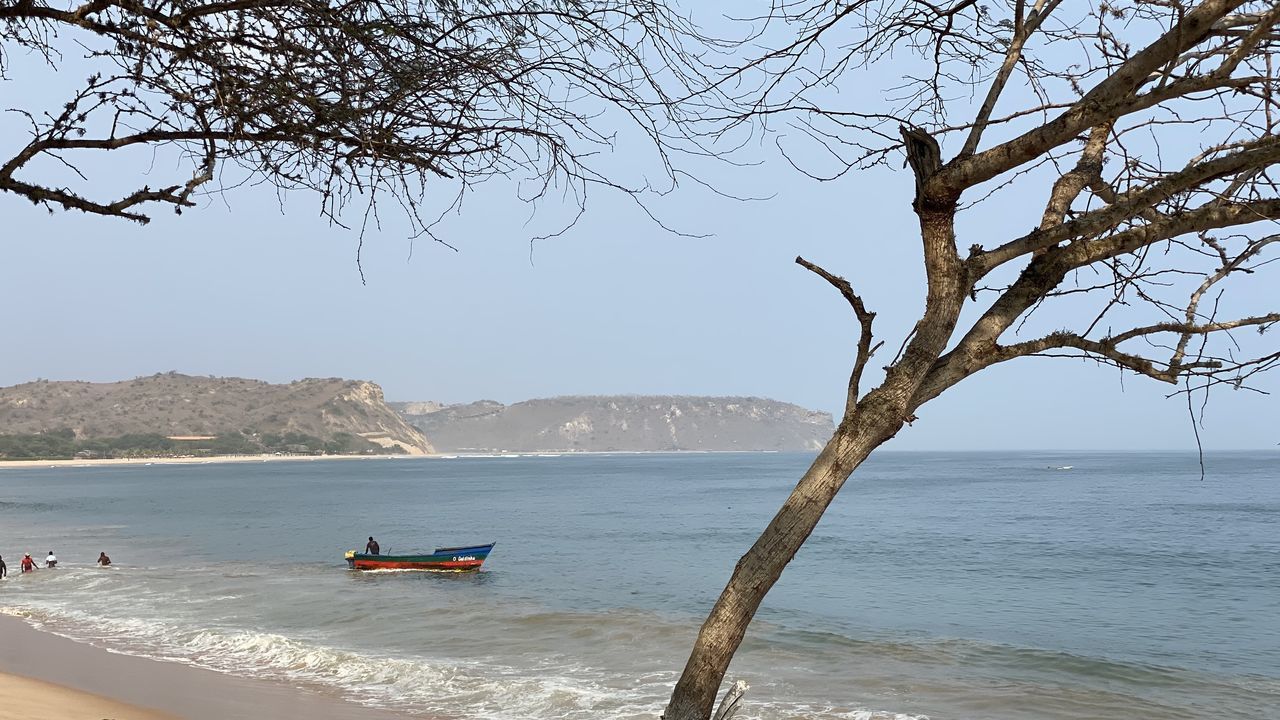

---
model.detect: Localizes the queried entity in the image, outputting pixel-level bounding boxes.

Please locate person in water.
[45,551,57,568]
[20,554,37,573]
[97,552,111,566]
[365,537,380,555]
[0,555,6,579]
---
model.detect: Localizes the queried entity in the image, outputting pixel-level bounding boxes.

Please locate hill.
[392,396,832,452]
[0,374,432,457]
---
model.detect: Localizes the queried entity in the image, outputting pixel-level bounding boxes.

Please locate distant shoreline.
[0,453,410,470]
[0,449,803,469]
[3,447,1274,470]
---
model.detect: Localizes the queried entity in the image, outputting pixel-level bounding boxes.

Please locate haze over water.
[1,452,1276,719]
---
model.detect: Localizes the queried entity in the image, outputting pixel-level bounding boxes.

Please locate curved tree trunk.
[660,401,907,720]
[662,149,964,720]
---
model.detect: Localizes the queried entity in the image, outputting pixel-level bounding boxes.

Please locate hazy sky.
[2,11,1276,451]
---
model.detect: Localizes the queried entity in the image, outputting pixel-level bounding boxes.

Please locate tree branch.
[796,255,880,414]
[959,0,1062,158]
[933,0,1246,196]
[971,136,1280,277]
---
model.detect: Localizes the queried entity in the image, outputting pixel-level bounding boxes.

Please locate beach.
[0,670,174,720]
[0,615,414,720]
[0,453,417,470]
[0,449,736,471]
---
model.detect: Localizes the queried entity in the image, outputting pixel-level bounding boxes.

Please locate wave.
[752,705,927,720]
[15,593,1262,720]
[0,500,63,511]
[0,604,930,720]
[765,626,1218,688]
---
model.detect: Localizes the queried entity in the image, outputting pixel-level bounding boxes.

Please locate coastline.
[0,615,416,719]
[0,448,799,470]
[0,452,415,470]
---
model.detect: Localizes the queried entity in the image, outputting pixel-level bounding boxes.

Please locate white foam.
[1,604,931,720]
[0,605,671,718]
[749,701,930,720]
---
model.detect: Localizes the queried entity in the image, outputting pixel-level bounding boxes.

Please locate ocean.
[0,451,1276,719]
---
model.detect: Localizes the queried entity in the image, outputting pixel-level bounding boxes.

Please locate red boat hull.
[350,557,485,571]
[345,543,495,572]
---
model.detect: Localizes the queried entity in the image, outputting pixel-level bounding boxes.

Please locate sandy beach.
[0,671,175,720]
[0,616,415,720]
[0,449,723,470]
[0,453,421,470]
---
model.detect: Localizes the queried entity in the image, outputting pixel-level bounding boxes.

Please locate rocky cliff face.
[393,396,832,452]
[0,374,432,454]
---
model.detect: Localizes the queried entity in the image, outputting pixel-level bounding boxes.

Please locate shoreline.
[7,448,1250,471]
[0,614,417,719]
[0,670,176,720]
[0,448,802,469]
[0,452,415,470]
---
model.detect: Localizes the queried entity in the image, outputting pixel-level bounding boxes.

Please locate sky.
[1,8,1276,451]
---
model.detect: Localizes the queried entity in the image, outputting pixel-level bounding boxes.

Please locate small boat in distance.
[345,543,495,572]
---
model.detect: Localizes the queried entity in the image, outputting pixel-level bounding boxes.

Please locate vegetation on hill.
[0,373,431,456]
[0,428,393,460]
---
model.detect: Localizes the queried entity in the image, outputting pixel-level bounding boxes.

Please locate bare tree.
[664,2,1280,718]
[8,3,1278,717]
[0,0,702,243]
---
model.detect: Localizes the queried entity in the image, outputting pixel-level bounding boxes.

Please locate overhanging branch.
[796,255,880,415]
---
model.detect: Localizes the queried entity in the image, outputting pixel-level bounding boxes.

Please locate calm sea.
[0,452,1276,719]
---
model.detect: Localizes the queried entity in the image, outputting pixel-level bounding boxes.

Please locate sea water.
[0,452,1276,719]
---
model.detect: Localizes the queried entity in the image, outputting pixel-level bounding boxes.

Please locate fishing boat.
[344,543,495,572]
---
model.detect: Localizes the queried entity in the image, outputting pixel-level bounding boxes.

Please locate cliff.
[392,396,832,453]
[0,374,432,455]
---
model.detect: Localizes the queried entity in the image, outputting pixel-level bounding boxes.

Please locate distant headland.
[0,373,431,460]
[0,374,833,461]
[392,397,832,453]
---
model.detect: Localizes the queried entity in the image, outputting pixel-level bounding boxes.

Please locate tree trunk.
[660,400,906,720]
[664,148,964,719]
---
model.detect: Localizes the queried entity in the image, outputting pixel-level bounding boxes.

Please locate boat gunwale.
[432,542,496,554]
[346,542,495,564]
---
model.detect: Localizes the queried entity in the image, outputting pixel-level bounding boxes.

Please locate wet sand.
[0,615,417,720]
[0,671,176,720]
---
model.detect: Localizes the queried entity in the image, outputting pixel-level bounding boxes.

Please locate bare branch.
[933,0,1246,196]
[1036,122,1113,233]
[2,1,711,230]
[796,255,880,413]
[959,0,1062,158]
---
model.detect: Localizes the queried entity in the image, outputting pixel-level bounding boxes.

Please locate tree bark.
[664,130,965,720]
[660,408,904,720]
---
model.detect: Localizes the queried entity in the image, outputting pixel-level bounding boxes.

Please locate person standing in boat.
[365,537,380,555]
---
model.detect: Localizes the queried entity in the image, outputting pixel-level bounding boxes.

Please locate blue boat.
[345,542,495,571]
